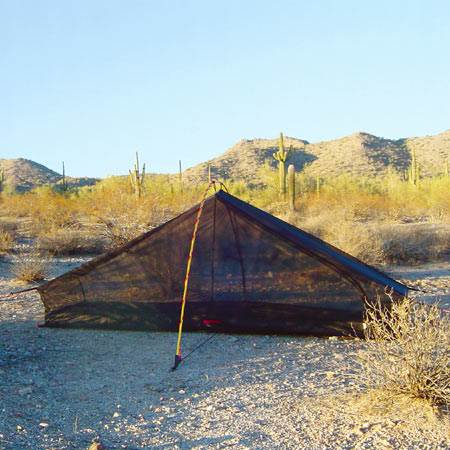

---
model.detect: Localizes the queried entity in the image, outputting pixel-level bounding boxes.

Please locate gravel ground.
[0,257,449,449]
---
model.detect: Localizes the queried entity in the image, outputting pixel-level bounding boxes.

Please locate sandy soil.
[0,257,449,449]
[387,262,450,309]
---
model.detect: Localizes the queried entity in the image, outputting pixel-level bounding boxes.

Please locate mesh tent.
[37,190,409,336]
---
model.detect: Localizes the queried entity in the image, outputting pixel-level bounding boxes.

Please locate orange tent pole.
[172,180,217,370]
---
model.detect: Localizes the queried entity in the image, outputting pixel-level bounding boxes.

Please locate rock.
[18,386,33,395]
[88,441,106,450]
[39,422,49,428]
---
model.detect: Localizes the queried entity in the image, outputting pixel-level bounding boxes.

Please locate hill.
[1,129,449,190]
[183,130,450,185]
[0,158,98,192]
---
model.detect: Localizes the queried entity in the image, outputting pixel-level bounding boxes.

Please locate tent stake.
[172,180,218,371]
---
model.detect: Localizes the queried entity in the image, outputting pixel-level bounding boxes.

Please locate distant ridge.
[1,129,449,190]
[183,129,450,185]
[0,158,98,192]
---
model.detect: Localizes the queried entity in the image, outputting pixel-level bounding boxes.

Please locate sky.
[1,1,450,177]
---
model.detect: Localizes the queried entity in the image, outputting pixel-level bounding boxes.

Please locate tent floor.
[43,301,364,337]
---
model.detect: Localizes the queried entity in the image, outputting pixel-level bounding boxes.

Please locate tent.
[37,189,409,336]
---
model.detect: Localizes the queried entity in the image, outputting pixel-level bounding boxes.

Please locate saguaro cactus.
[287,164,296,211]
[61,162,68,192]
[408,148,419,185]
[0,168,5,193]
[178,160,183,192]
[316,175,321,198]
[273,132,291,198]
[129,152,146,198]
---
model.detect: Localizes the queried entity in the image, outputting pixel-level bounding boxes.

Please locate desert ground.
[0,256,449,450]
[2,1,450,448]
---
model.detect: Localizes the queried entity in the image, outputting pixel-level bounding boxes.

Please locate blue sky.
[1,1,449,177]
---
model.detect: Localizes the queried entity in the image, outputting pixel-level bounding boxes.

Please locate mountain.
[183,136,309,184]
[183,130,450,185]
[0,158,98,192]
[1,129,449,190]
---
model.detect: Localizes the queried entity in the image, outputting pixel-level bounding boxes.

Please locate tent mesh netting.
[38,190,408,335]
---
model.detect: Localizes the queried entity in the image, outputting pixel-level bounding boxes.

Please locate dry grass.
[379,223,450,264]
[356,295,450,409]
[95,216,151,249]
[37,227,107,255]
[284,208,450,265]
[0,173,449,261]
[0,218,19,235]
[0,230,14,254]
[93,205,176,249]
[288,209,384,264]
[12,250,49,283]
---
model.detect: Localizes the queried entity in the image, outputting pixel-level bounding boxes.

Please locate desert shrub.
[95,215,152,248]
[0,172,448,256]
[283,208,450,264]
[93,206,179,250]
[379,224,450,264]
[0,218,19,235]
[0,230,14,254]
[356,295,450,408]
[3,187,82,239]
[323,221,385,264]
[285,209,385,264]
[37,227,107,255]
[12,250,49,283]
[299,174,450,223]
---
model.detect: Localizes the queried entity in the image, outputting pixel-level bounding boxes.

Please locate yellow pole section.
[174,181,216,361]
